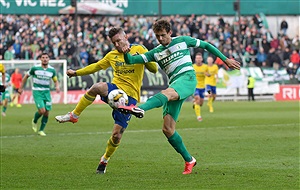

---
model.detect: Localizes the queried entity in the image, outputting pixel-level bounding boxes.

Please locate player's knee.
[90,82,107,96]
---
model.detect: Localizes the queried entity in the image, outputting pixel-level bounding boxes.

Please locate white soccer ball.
[108,89,129,109]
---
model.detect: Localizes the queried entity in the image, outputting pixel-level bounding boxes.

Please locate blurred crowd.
[1,14,299,82]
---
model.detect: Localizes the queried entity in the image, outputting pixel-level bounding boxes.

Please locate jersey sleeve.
[76,55,110,76]
[135,45,158,73]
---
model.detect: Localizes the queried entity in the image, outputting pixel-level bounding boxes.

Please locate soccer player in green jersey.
[55,27,158,174]
[1,71,11,117]
[18,52,60,136]
[118,19,240,174]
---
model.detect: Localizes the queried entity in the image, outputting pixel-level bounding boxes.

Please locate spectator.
[270,36,279,49]
[4,45,15,60]
[280,19,288,36]
[13,39,22,59]
[256,47,267,67]
[266,48,282,68]
[290,50,300,65]
[79,48,89,64]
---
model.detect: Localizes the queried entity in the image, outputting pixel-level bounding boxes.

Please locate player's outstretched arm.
[68,62,103,78]
[199,41,241,70]
[124,53,146,65]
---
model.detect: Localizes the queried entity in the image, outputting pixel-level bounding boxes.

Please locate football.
[107,89,129,109]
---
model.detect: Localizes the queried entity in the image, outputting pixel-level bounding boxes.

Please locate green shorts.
[1,90,11,101]
[32,90,52,111]
[163,71,197,121]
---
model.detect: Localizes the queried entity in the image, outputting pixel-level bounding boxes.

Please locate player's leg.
[55,82,109,123]
[32,91,44,132]
[1,91,9,116]
[209,86,217,113]
[16,90,21,107]
[38,92,52,136]
[38,108,48,136]
[96,96,136,174]
[163,105,197,175]
[162,72,197,174]
[97,124,124,174]
[194,88,205,121]
[118,71,196,118]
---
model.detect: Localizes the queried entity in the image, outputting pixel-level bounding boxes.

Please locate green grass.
[1,101,299,189]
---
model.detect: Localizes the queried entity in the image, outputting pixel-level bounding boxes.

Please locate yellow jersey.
[76,44,157,102]
[205,64,219,86]
[193,63,208,89]
[0,63,5,74]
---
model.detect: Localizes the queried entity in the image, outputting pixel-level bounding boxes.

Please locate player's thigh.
[163,98,185,122]
[210,86,217,95]
[112,96,137,128]
[170,71,196,100]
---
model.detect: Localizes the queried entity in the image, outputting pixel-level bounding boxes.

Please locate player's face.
[154,29,172,46]
[41,55,49,66]
[207,57,214,66]
[195,55,203,65]
[111,32,129,53]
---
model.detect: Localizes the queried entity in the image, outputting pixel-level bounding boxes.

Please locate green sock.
[33,112,42,123]
[2,106,7,113]
[139,93,168,111]
[40,116,48,131]
[168,131,192,162]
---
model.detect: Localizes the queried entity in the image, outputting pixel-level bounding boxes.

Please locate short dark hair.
[42,52,49,56]
[153,19,171,33]
[108,27,124,39]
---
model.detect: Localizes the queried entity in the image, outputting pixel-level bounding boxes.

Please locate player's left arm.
[197,40,240,70]
[139,47,158,73]
[52,76,60,93]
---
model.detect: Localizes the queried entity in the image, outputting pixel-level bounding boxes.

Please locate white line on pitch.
[0,123,298,139]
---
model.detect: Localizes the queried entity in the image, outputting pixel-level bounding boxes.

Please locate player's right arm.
[67,58,108,78]
[18,73,30,94]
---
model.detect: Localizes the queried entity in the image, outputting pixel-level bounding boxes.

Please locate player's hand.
[66,69,77,78]
[224,59,241,70]
[56,87,60,93]
[121,46,131,53]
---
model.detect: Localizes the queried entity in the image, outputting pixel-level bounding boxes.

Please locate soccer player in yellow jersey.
[205,56,219,113]
[55,27,158,174]
[193,53,208,121]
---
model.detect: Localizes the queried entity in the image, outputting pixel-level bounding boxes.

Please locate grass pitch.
[1,101,299,189]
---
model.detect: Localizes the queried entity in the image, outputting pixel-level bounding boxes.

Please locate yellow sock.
[72,92,95,116]
[208,97,213,106]
[194,104,201,117]
[103,136,120,160]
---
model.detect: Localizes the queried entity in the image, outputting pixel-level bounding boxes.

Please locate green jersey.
[27,64,57,91]
[0,73,10,85]
[141,36,197,82]
[124,36,227,83]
